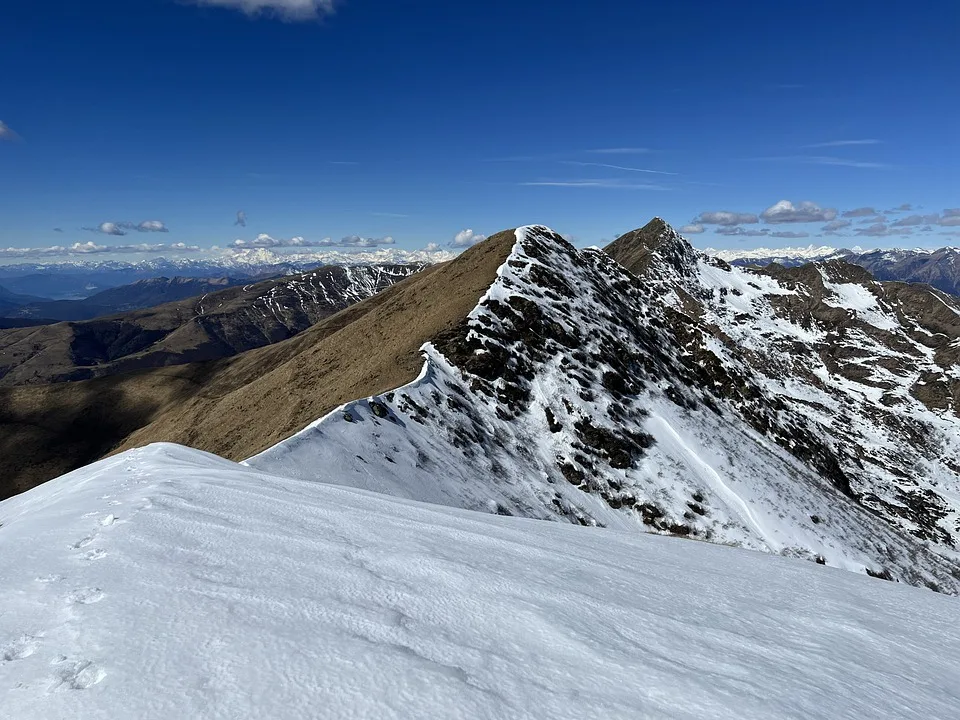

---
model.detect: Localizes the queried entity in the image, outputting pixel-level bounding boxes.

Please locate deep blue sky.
[1,0,958,260]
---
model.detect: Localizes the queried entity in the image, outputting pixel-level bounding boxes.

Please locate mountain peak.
[603,218,698,277]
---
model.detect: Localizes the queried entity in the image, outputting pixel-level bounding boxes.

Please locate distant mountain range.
[0,263,425,388]
[0,247,456,300]
[708,244,960,296]
[2,277,245,323]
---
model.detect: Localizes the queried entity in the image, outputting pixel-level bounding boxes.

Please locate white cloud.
[137,220,169,233]
[761,200,837,224]
[0,121,20,142]
[939,215,960,227]
[190,0,336,20]
[450,229,487,248]
[423,242,441,252]
[231,234,334,248]
[339,235,395,248]
[943,208,960,217]
[0,242,201,258]
[804,139,881,148]
[92,222,127,236]
[841,207,877,218]
[230,234,396,249]
[694,211,759,226]
[679,223,705,235]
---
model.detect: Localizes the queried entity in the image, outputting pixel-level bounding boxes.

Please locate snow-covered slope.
[251,225,960,592]
[2,443,958,720]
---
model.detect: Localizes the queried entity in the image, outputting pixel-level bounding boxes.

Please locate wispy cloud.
[189,0,336,21]
[519,179,669,190]
[561,160,678,176]
[804,139,881,148]
[588,148,650,155]
[370,211,409,218]
[0,121,20,142]
[753,155,887,169]
[679,223,705,235]
[761,200,837,224]
[0,242,201,259]
[450,229,487,248]
[235,210,247,227]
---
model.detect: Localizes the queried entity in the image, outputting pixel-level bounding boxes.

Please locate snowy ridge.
[3,443,959,719]
[252,226,960,592]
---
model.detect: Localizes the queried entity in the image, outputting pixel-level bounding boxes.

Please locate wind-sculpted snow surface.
[252,226,960,592]
[2,443,960,719]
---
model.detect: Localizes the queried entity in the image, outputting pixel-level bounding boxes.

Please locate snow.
[703,245,846,262]
[2,443,960,720]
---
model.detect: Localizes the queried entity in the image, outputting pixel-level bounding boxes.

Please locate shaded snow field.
[1,443,959,720]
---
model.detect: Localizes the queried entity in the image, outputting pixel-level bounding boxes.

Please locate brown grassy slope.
[0,230,516,498]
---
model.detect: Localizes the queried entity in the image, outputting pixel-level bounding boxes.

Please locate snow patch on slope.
[2,443,959,719]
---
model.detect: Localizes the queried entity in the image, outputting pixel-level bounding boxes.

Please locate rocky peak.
[603,218,699,279]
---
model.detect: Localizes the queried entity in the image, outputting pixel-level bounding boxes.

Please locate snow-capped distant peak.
[703,245,848,262]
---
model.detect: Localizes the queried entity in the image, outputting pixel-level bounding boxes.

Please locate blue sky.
[1,0,958,261]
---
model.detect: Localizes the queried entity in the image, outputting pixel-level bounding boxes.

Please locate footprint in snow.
[67,588,105,606]
[51,659,106,690]
[2,635,41,661]
[99,514,116,527]
[35,574,63,584]
[71,536,95,550]
[81,549,106,562]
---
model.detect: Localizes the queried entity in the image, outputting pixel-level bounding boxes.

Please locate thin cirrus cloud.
[189,0,336,20]
[520,179,668,190]
[588,148,650,155]
[560,161,678,176]
[803,139,882,148]
[753,155,887,169]
[0,242,200,259]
